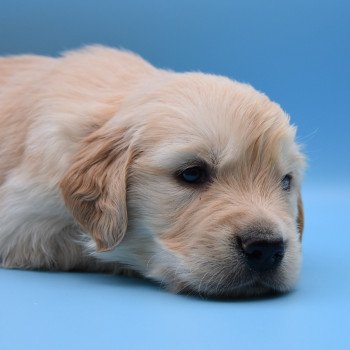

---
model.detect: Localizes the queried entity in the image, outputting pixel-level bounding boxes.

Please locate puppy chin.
[165,276,296,299]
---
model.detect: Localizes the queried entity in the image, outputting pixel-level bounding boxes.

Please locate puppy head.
[61,72,305,297]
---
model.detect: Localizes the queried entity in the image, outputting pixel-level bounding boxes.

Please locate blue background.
[0,1,349,349]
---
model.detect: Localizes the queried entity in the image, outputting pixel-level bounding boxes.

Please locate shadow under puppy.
[0,46,305,297]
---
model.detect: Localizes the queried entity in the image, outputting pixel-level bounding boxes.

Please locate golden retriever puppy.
[0,46,305,297]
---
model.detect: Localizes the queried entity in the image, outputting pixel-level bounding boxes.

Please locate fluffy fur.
[0,46,305,296]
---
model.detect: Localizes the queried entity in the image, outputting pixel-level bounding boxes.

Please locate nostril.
[239,238,285,272]
[246,249,262,260]
[274,250,284,260]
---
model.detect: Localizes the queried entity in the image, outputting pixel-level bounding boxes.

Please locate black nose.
[240,238,285,272]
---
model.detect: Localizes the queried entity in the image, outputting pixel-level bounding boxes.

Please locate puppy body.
[0,47,154,271]
[0,46,305,296]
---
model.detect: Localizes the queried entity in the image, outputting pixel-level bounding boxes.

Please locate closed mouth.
[179,273,289,299]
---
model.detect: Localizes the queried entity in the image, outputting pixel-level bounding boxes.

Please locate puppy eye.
[281,174,292,191]
[179,166,208,184]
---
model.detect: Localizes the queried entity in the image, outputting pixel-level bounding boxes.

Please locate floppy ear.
[297,191,304,239]
[60,125,134,252]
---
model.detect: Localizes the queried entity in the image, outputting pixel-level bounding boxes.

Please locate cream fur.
[0,45,305,296]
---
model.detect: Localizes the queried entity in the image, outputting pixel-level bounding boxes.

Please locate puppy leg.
[0,168,83,270]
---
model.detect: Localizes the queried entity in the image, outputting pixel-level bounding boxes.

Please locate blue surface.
[0,1,349,349]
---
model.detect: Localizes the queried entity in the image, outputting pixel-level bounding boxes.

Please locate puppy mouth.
[224,278,288,298]
[181,279,285,299]
[174,271,290,299]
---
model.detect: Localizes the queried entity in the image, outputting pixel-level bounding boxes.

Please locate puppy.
[0,46,305,297]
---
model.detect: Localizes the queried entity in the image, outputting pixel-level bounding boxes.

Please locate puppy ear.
[297,191,304,239]
[60,125,134,252]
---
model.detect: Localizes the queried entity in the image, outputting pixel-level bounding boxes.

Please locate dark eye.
[179,166,207,184]
[281,174,292,191]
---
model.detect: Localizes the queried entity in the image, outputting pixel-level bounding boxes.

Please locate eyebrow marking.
[176,156,209,172]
